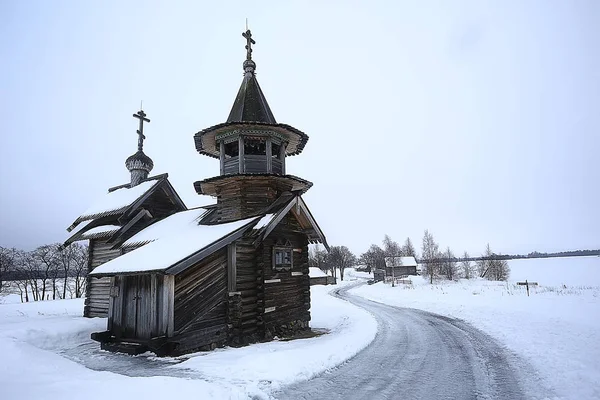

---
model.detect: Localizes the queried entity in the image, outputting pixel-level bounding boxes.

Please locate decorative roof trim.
[194,122,308,159]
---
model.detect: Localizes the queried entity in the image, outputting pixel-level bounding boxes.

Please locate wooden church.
[66,29,328,356]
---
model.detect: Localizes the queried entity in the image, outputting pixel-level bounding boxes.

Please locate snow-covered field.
[0,280,376,400]
[1,256,598,399]
[350,256,600,400]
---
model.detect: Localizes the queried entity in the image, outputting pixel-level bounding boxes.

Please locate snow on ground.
[0,279,376,400]
[349,256,600,400]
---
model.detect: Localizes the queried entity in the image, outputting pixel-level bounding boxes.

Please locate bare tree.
[0,246,17,293]
[488,259,510,281]
[70,243,89,298]
[327,246,356,281]
[441,247,457,280]
[478,244,510,281]
[35,245,60,301]
[461,251,474,279]
[382,235,401,258]
[20,252,41,301]
[57,243,79,299]
[477,243,493,278]
[12,250,31,303]
[402,237,416,258]
[421,229,440,284]
[359,244,386,274]
[309,245,329,274]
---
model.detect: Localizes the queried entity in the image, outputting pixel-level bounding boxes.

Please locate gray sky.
[1,0,598,256]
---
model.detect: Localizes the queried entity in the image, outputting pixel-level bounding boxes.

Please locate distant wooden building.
[384,256,418,277]
[63,110,186,317]
[309,267,329,286]
[85,29,328,355]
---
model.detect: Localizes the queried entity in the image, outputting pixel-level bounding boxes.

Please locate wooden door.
[121,275,153,340]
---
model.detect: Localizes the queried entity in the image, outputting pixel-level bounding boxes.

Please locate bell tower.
[194,29,312,222]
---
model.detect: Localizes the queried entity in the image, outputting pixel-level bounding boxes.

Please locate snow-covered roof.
[75,180,158,222]
[309,267,327,278]
[123,208,209,248]
[90,216,260,275]
[384,256,418,267]
[255,213,275,229]
[80,224,120,238]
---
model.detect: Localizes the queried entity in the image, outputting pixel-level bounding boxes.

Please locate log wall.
[215,177,279,222]
[84,239,123,317]
[257,214,311,338]
[229,237,261,345]
[171,249,228,354]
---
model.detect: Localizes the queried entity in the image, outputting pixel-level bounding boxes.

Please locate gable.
[259,195,328,250]
[63,176,187,247]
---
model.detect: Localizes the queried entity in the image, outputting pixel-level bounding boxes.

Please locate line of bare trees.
[309,245,357,281]
[351,231,510,284]
[0,243,88,302]
[420,230,510,283]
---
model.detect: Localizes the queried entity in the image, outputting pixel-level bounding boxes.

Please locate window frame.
[272,246,293,270]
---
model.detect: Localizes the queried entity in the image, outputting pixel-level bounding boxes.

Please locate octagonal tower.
[194,29,312,222]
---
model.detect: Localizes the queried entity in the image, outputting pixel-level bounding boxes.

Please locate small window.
[244,138,266,155]
[224,141,239,157]
[273,247,293,269]
[271,142,280,158]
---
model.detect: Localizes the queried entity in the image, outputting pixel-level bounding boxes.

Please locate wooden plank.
[266,138,272,173]
[280,142,286,174]
[238,136,245,173]
[219,141,225,175]
[150,273,157,337]
[164,275,174,337]
[227,243,237,292]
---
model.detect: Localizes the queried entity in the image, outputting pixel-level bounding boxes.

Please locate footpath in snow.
[0,279,376,400]
[349,257,600,400]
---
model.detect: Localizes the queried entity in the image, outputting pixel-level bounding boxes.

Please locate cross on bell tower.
[242,29,255,61]
[126,108,154,187]
[192,28,311,222]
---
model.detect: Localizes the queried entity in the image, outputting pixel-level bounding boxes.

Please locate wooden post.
[526,279,529,297]
[219,141,225,175]
[266,138,272,173]
[238,136,245,173]
[227,243,237,292]
[279,142,286,175]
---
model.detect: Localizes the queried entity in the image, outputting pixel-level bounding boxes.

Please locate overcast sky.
[1,0,598,256]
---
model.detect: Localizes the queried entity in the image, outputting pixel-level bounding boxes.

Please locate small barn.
[384,256,418,277]
[89,194,327,355]
[373,269,385,282]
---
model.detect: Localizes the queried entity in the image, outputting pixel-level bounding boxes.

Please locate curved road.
[276,283,541,400]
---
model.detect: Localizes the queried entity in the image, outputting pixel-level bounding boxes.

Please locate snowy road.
[275,283,535,400]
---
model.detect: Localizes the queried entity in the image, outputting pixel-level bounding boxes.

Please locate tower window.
[272,142,281,159]
[224,141,239,157]
[244,138,266,155]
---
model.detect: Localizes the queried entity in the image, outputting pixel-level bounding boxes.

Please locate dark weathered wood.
[219,141,225,175]
[266,138,272,173]
[238,136,245,173]
[227,243,237,292]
